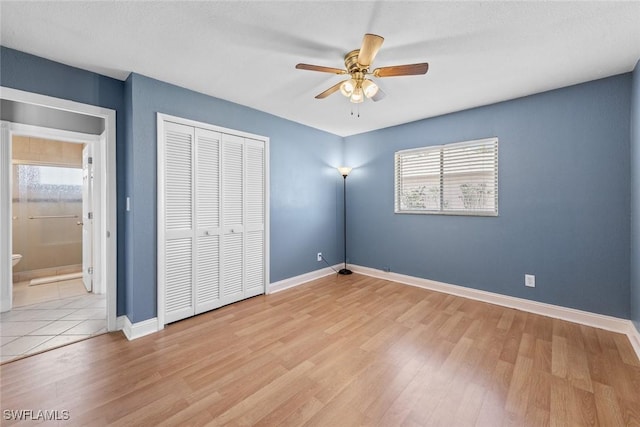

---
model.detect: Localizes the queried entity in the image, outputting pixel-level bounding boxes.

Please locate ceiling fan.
[295,33,429,104]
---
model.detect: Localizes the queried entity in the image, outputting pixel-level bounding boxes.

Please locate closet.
[157,114,268,325]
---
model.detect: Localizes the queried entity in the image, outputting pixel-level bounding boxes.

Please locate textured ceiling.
[1,1,639,137]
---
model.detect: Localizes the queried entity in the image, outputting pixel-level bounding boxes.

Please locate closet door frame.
[157,113,269,329]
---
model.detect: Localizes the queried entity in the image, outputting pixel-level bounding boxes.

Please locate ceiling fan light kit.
[361,79,379,98]
[296,33,429,106]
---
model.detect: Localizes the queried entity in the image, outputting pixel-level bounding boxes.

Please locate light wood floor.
[1,274,639,426]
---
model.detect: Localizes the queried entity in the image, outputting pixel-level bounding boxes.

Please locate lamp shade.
[340,79,356,97]
[362,79,379,98]
[337,166,352,177]
[350,87,363,104]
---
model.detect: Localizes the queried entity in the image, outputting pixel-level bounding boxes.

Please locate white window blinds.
[395,137,498,216]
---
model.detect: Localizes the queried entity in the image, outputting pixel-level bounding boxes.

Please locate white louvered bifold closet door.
[195,128,222,314]
[160,115,268,326]
[163,122,195,323]
[221,133,244,305]
[244,138,266,297]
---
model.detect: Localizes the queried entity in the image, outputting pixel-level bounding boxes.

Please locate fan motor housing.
[345,49,367,73]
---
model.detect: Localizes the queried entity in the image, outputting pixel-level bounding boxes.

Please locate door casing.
[0,87,117,331]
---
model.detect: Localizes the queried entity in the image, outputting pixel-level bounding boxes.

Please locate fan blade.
[372,88,386,102]
[315,81,345,99]
[358,34,384,67]
[296,63,347,74]
[373,63,429,78]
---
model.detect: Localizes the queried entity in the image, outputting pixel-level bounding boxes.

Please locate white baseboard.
[117,264,340,339]
[116,315,126,331]
[351,265,640,361]
[268,264,342,294]
[628,322,640,359]
[121,315,159,340]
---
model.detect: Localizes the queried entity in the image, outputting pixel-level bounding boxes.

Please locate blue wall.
[632,60,640,332]
[3,46,637,324]
[0,47,127,316]
[1,48,344,323]
[344,75,632,318]
[125,73,343,322]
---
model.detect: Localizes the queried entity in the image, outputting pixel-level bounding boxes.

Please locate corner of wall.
[631,58,640,330]
[123,74,134,321]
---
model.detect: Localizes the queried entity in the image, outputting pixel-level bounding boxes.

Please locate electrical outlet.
[525,274,535,288]
[317,252,322,262]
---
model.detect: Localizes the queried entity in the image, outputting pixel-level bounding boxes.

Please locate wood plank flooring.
[1,273,639,426]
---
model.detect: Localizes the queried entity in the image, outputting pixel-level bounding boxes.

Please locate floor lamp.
[337,166,352,275]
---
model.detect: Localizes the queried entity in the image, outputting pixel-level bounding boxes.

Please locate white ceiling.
[1,1,639,137]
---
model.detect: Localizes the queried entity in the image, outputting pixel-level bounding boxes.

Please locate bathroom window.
[38,166,83,186]
[15,164,82,202]
[12,164,83,271]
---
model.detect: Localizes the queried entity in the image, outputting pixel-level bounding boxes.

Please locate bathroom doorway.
[0,87,117,363]
[10,136,95,306]
[1,133,106,363]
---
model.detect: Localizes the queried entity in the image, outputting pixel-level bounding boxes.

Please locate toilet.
[11,254,22,267]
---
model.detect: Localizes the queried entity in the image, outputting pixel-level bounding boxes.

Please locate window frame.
[394,137,499,217]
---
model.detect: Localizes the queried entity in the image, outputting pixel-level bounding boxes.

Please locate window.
[395,137,498,216]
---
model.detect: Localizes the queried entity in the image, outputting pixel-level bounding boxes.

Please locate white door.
[244,138,266,298]
[158,114,269,326]
[162,122,195,323]
[195,128,222,314]
[82,144,93,292]
[220,133,244,306]
[0,122,11,313]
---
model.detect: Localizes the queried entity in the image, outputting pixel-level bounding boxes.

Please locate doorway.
[10,136,96,305]
[0,87,117,362]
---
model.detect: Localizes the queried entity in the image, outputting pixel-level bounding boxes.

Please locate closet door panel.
[245,230,264,296]
[163,122,195,322]
[160,115,268,326]
[165,123,194,233]
[223,134,244,229]
[196,129,220,230]
[196,234,220,313]
[245,140,265,228]
[165,238,194,323]
[244,139,265,296]
[221,232,243,302]
[195,129,221,313]
[221,134,245,302]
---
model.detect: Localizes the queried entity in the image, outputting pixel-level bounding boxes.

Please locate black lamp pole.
[338,169,352,275]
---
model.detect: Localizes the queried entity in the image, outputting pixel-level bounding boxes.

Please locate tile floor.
[12,276,88,308]
[0,279,106,363]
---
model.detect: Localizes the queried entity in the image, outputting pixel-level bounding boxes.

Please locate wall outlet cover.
[525,274,535,288]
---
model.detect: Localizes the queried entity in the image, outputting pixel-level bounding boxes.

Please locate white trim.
[0,87,117,332]
[122,316,159,340]
[158,113,268,142]
[351,264,632,335]
[628,322,640,360]
[0,122,12,312]
[9,122,102,144]
[268,264,342,294]
[156,117,166,330]
[116,315,126,331]
[351,265,640,361]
